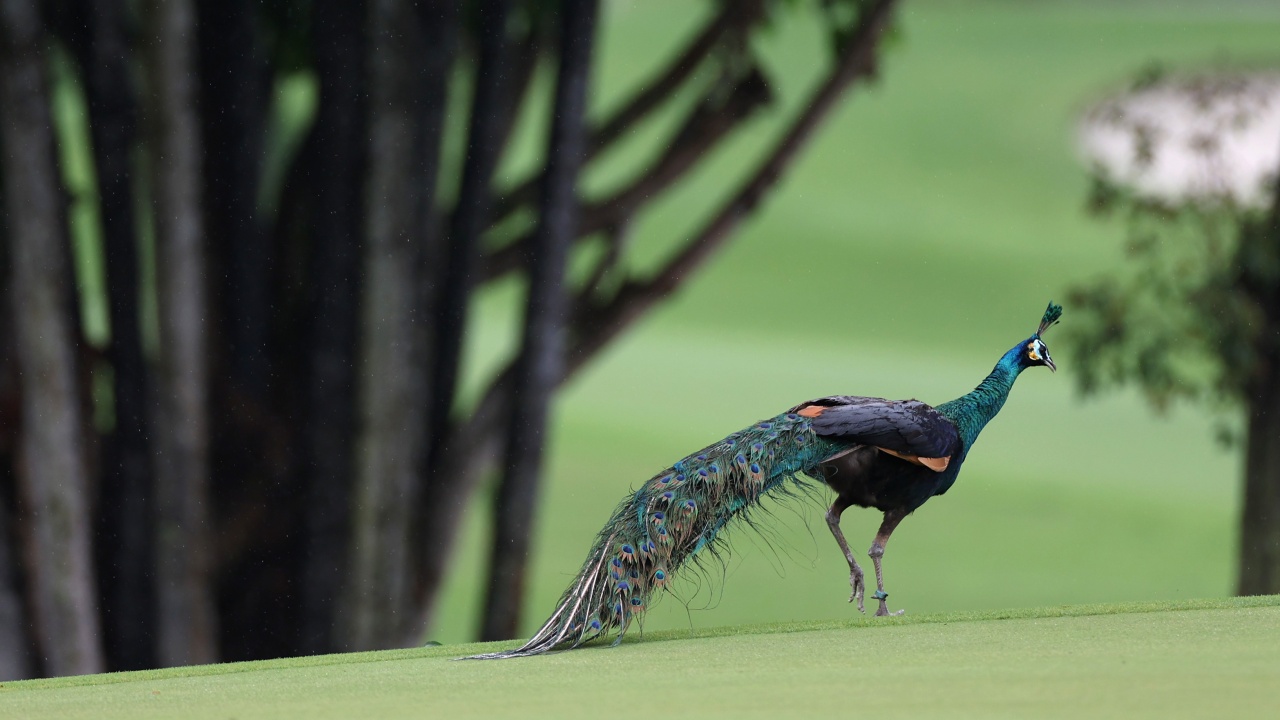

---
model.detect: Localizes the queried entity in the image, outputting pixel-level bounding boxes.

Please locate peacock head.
[1022,301,1062,372]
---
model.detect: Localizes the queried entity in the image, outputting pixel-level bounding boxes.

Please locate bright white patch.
[1077,73,1280,209]
[1028,338,1045,361]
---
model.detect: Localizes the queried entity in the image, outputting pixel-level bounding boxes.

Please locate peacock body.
[469,303,1062,659]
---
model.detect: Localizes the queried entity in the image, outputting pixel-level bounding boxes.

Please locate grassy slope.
[432,1,1280,644]
[6,598,1279,719]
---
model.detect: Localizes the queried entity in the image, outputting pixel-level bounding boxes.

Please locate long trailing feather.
[464,410,841,659]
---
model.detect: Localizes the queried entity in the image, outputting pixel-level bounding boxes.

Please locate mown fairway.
[5,598,1277,719]
[432,0,1280,645]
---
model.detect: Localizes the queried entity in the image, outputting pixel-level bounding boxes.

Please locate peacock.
[468,302,1062,659]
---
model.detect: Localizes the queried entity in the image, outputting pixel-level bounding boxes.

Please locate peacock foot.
[848,569,866,613]
[872,590,905,617]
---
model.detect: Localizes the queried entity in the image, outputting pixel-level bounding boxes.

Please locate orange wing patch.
[796,405,826,418]
[877,447,950,473]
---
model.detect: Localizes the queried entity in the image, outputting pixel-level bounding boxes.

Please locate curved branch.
[570,0,900,372]
[480,65,772,282]
[492,0,765,218]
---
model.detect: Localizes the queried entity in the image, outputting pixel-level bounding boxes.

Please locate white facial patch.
[1028,338,1045,361]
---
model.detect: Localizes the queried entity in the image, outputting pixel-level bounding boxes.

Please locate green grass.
[431,0,1280,645]
[6,598,1278,719]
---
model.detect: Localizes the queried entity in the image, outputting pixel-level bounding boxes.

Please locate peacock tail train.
[466,410,843,659]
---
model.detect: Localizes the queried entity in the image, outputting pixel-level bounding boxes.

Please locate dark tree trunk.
[197,1,271,399]
[340,0,453,651]
[1238,159,1280,596]
[0,462,31,680]
[429,0,512,462]
[196,0,301,665]
[479,0,598,642]
[139,0,217,667]
[0,0,104,676]
[0,236,34,681]
[1240,357,1280,595]
[298,0,368,656]
[77,0,156,672]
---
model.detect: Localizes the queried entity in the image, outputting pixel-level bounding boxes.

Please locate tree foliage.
[1067,70,1280,594]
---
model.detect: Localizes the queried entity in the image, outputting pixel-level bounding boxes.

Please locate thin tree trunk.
[341,0,451,651]
[0,238,33,681]
[196,0,297,665]
[298,0,368,656]
[0,0,104,676]
[78,0,156,672]
[429,0,512,464]
[139,0,217,667]
[197,0,271,396]
[480,0,598,642]
[0,466,30,680]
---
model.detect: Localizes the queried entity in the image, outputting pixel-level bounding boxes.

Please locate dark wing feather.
[794,396,961,459]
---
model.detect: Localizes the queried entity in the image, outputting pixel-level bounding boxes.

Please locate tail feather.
[464,411,839,659]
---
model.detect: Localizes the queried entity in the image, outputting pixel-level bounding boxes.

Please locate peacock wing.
[792,396,961,472]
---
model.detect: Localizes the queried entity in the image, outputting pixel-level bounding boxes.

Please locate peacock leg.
[868,511,906,617]
[825,501,866,612]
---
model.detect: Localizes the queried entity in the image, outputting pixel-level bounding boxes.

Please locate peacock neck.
[935,345,1026,449]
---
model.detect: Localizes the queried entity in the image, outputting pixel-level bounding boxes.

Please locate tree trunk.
[139,0,217,667]
[480,0,598,642]
[0,0,104,676]
[340,0,452,651]
[77,0,156,673]
[1240,358,1280,594]
[0,464,31,680]
[197,0,271,399]
[298,0,368,656]
[1238,158,1280,596]
[429,0,511,462]
[0,241,33,680]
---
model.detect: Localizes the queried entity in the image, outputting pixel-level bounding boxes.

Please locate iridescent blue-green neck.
[935,342,1029,449]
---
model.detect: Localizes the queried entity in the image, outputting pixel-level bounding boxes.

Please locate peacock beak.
[1044,354,1056,373]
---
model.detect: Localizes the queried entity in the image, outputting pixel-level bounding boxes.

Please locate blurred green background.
[432,0,1280,643]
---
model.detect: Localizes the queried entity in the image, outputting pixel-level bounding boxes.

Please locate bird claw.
[848,571,866,613]
[874,605,905,617]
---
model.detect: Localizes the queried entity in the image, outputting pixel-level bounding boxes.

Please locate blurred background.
[1,0,1278,680]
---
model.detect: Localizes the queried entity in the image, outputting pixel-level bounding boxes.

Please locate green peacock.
[469,303,1062,659]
